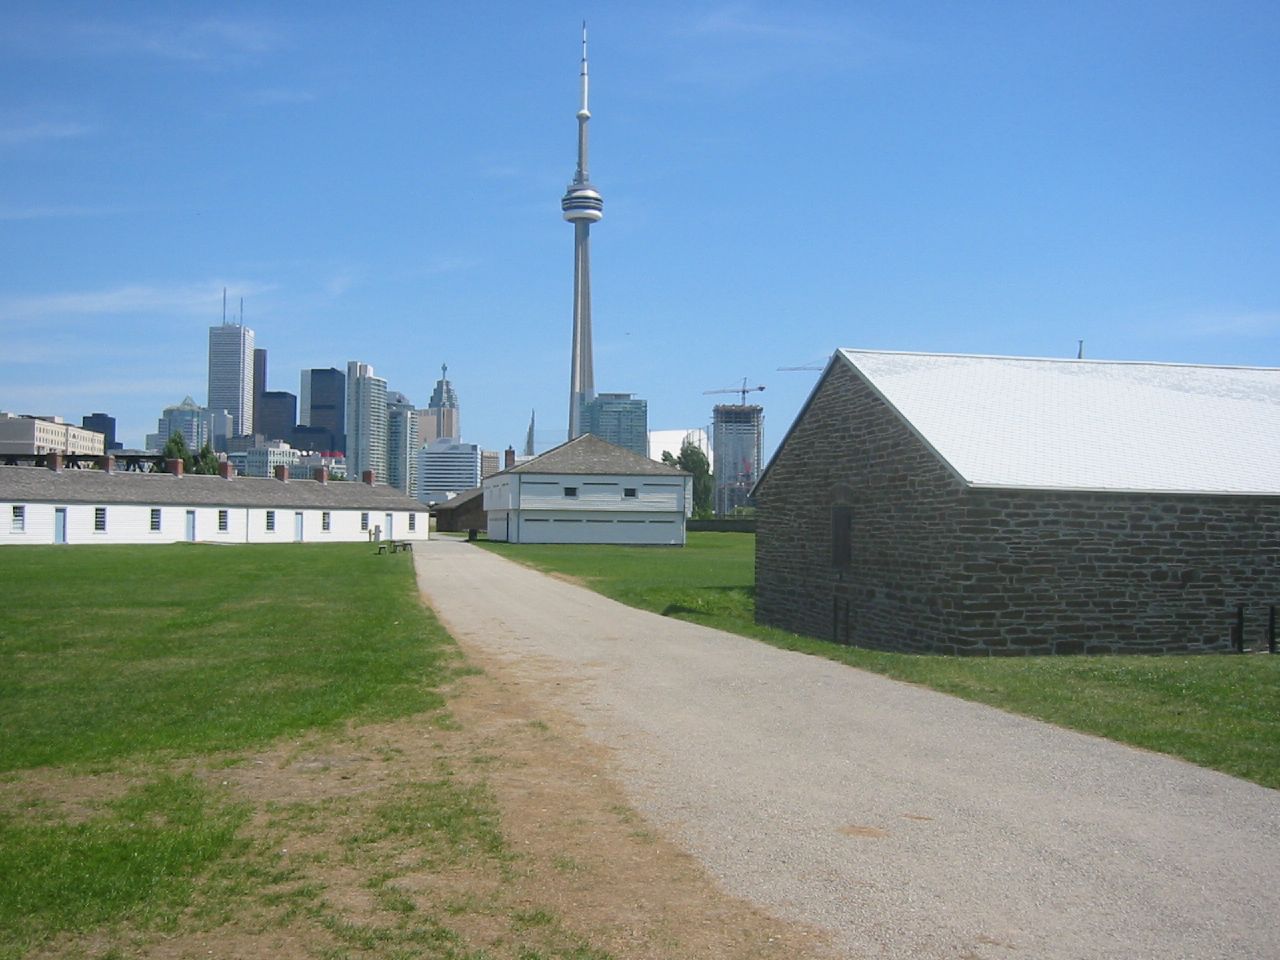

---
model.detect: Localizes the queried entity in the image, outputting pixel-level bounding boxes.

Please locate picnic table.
[376,540,413,555]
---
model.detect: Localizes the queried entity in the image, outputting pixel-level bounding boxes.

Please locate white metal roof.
[839,350,1280,495]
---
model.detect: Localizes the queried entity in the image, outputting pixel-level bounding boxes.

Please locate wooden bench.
[376,540,413,555]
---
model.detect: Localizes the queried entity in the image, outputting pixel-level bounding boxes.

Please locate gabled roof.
[428,486,483,512]
[503,433,687,477]
[759,349,1280,496]
[0,466,424,510]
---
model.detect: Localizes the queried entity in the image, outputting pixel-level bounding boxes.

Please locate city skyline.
[2,4,1277,461]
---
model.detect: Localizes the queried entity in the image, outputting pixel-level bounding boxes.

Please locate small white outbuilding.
[483,434,691,545]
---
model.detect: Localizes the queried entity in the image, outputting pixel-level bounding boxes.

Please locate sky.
[2,1,1278,461]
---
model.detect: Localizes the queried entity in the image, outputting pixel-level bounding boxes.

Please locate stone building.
[754,350,1280,655]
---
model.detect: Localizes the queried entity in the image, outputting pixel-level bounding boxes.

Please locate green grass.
[479,533,1280,790]
[0,544,454,771]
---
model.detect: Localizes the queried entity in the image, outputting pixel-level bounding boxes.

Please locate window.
[94,507,107,532]
[266,510,276,532]
[322,511,331,532]
[150,508,161,532]
[623,488,637,499]
[563,486,578,498]
[361,512,369,531]
[11,505,25,533]
[831,505,852,568]
[218,510,229,532]
[408,513,416,532]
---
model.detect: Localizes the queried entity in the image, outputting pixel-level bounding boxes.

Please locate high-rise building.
[581,393,647,457]
[524,410,536,457]
[252,348,268,436]
[146,396,207,452]
[481,449,501,478]
[712,404,763,517]
[418,363,460,443]
[82,413,121,451]
[258,391,297,443]
[208,319,255,437]
[386,391,420,498]
[300,367,346,452]
[417,439,481,505]
[562,27,603,439]
[345,361,387,482]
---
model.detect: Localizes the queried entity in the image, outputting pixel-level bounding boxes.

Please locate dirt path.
[414,538,1280,960]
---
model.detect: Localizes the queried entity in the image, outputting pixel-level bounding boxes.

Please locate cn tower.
[562,23,603,439]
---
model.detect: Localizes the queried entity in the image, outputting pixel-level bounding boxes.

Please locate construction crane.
[704,378,765,405]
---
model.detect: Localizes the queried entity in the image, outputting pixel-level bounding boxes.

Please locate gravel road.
[414,538,1280,959]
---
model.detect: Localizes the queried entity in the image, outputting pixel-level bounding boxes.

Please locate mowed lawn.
[479,533,1280,790]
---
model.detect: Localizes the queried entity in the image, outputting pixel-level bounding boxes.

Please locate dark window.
[361,512,369,531]
[408,513,416,531]
[11,505,25,533]
[322,511,331,532]
[563,487,578,498]
[266,510,276,532]
[218,510,229,532]
[624,488,637,498]
[94,507,107,532]
[150,508,161,531]
[831,505,852,568]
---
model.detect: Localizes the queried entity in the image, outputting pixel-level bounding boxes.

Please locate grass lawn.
[479,533,1280,790]
[0,544,622,960]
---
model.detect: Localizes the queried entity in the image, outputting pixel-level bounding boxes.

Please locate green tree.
[192,443,220,475]
[675,439,713,519]
[159,433,193,474]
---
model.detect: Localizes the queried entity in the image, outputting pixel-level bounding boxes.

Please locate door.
[185,510,196,542]
[294,512,304,542]
[384,513,393,540]
[54,508,67,544]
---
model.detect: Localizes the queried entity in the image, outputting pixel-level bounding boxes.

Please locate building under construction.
[712,404,763,516]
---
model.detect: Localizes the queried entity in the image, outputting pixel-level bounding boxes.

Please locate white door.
[185,510,196,542]
[54,508,67,544]
[294,512,304,542]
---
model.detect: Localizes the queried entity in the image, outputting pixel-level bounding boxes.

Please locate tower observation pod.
[564,24,602,440]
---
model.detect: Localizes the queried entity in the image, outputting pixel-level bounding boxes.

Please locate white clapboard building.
[483,434,691,545]
[0,456,428,546]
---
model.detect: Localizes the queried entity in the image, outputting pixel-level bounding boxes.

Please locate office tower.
[712,404,764,516]
[146,396,207,452]
[300,367,346,452]
[581,392,647,457]
[386,391,420,498]
[258,391,297,443]
[416,439,481,504]
[82,413,121,451]
[207,318,255,436]
[562,26,603,439]
[524,410,536,456]
[252,348,267,436]
[418,363,460,443]
[481,449,501,478]
[345,361,388,482]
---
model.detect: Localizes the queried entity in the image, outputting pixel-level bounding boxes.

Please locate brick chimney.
[166,458,184,476]
[218,461,235,480]
[362,469,376,486]
[312,466,329,484]
[274,464,289,482]
[504,446,516,469]
[47,451,63,472]
[99,455,115,474]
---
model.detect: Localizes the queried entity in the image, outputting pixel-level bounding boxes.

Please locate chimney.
[218,461,235,480]
[312,466,329,484]
[99,455,115,474]
[504,446,516,469]
[166,458,184,476]
[362,469,376,486]
[47,451,63,472]
[274,464,289,482]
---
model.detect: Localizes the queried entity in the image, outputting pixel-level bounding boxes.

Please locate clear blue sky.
[3,2,1277,458]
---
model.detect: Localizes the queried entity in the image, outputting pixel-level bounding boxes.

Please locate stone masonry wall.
[755,360,1280,655]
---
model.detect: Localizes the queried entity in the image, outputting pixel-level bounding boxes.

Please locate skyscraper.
[386,391,419,498]
[208,318,255,437]
[82,413,120,451]
[712,404,764,517]
[562,25,603,439]
[252,348,267,436]
[417,439,481,505]
[581,392,647,457]
[258,391,297,443]
[418,363,460,443]
[345,361,387,483]
[299,367,346,452]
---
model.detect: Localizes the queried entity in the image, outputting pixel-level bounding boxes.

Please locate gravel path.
[414,539,1280,959]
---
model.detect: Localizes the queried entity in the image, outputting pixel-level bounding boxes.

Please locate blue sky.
[3,2,1277,458]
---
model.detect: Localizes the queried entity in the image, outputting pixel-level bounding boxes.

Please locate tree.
[192,443,220,475]
[675,439,713,519]
[159,432,193,473]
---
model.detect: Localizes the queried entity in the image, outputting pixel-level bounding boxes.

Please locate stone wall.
[755,360,1280,655]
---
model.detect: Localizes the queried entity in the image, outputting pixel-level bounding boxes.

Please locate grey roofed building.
[504,432,685,477]
[0,464,423,511]
[754,349,1280,656]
